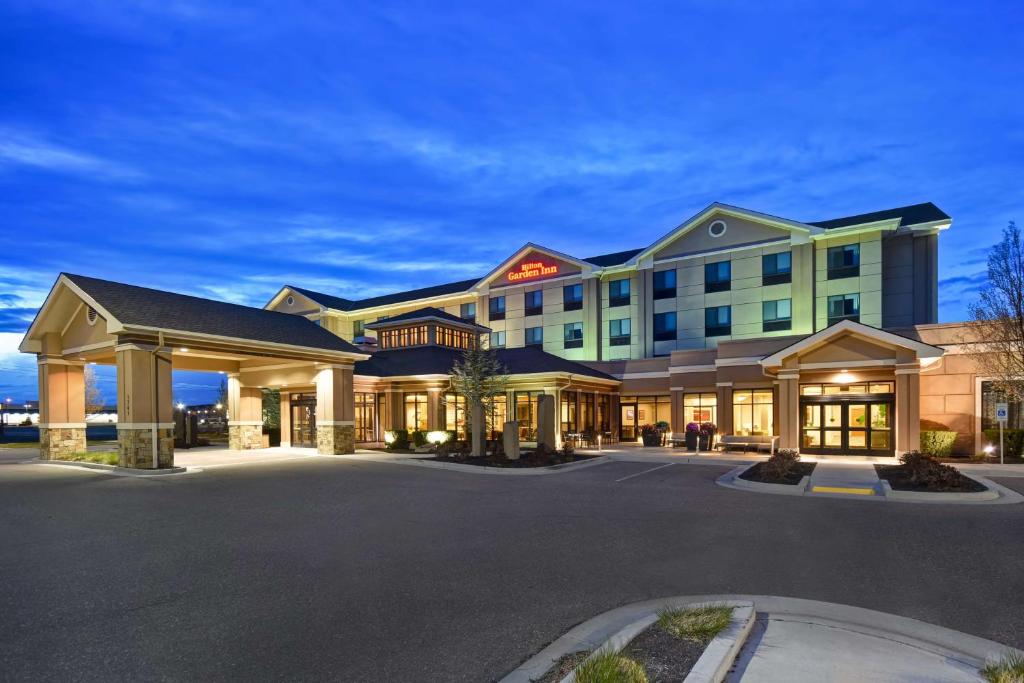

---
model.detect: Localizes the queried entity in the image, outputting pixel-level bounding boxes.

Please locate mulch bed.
[738,461,815,485]
[536,650,591,683]
[621,624,707,683]
[426,453,601,468]
[875,464,987,492]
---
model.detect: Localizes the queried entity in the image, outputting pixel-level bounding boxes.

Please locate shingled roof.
[808,202,950,230]
[355,345,618,381]
[289,278,480,313]
[364,306,488,331]
[63,274,363,354]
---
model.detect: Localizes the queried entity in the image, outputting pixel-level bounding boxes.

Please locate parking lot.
[2,455,1023,681]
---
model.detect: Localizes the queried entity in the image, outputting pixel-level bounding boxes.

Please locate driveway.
[1,458,1022,681]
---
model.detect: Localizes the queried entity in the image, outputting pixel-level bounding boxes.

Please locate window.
[436,325,476,350]
[801,382,893,396]
[561,391,578,433]
[982,381,1024,430]
[762,299,792,332]
[762,252,792,285]
[653,311,676,341]
[489,295,506,321]
[827,293,860,325]
[515,391,541,440]
[444,392,467,440]
[827,244,860,279]
[683,393,717,425]
[609,278,630,307]
[704,260,731,293]
[733,390,774,436]
[490,330,506,348]
[487,394,507,440]
[564,322,583,349]
[353,319,365,337]
[525,326,543,346]
[563,283,583,311]
[460,302,476,323]
[524,290,543,316]
[609,318,631,346]
[354,392,376,442]
[705,305,731,337]
[380,325,429,349]
[653,269,676,299]
[404,393,428,432]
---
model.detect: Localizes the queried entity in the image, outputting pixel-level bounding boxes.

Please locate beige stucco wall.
[814,231,884,330]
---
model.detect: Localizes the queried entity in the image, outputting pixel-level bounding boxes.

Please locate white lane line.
[614,462,677,482]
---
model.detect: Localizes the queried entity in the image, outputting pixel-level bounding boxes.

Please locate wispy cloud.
[0,130,141,180]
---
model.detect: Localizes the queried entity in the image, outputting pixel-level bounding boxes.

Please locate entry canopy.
[759,319,944,372]
[20,274,369,368]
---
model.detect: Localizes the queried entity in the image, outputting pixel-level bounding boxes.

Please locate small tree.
[969,221,1024,400]
[217,377,228,410]
[450,345,508,456]
[84,365,104,414]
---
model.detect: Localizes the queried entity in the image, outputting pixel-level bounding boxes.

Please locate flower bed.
[875,451,987,493]
[738,449,814,485]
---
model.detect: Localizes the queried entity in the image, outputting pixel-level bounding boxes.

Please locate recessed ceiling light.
[179,347,188,353]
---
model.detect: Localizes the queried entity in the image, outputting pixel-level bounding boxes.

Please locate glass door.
[620,401,637,441]
[801,399,893,456]
[290,393,317,448]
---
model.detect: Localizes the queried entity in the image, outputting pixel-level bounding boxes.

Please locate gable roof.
[759,319,944,369]
[354,344,618,381]
[808,202,950,230]
[54,274,363,355]
[472,242,596,290]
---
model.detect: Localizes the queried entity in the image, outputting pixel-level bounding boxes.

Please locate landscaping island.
[738,450,814,485]
[876,451,988,493]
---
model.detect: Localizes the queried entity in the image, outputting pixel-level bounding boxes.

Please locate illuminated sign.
[507,260,559,283]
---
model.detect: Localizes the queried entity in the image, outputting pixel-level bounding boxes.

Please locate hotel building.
[21,201,1006,467]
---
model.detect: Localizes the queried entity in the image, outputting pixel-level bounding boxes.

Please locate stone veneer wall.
[39,427,87,460]
[118,427,174,469]
[229,424,264,450]
[317,424,354,455]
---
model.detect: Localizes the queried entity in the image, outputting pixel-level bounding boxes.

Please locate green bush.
[411,430,428,448]
[920,430,957,457]
[386,429,409,450]
[763,449,800,480]
[573,652,648,683]
[983,429,1024,458]
[898,451,964,488]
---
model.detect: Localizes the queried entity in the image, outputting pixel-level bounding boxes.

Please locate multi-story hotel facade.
[21,200,1005,466]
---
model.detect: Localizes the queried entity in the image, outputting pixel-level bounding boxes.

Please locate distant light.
[215,403,223,410]
[383,431,397,445]
[176,402,185,410]
[984,444,995,454]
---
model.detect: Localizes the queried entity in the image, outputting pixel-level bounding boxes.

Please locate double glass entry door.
[801,400,893,456]
[291,394,317,448]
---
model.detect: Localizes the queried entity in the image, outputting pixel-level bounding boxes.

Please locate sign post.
[995,402,1009,465]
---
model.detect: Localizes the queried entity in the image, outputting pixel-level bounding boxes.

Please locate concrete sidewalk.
[807,461,882,497]
[728,613,982,682]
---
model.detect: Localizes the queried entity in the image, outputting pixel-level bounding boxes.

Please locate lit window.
[733,389,774,436]
[525,326,543,346]
[460,302,476,322]
[490,330,506,348]
[827,244,860,279]
[762,299,792,332]
[683,393,717,424]
[404,393,428,432]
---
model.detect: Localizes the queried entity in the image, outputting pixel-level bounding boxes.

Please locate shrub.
[920,419,952,431]
[898,450,965,488]
[983,429,1024,458]
[385,429,409,450]
[657,604,734,644]
[920,430,958,457]
[411,430,428,448]
[699,422,716,437]
[685,422,700,434]
[763,449,800,480]
[981,652,1024,683]
[573,652,648,683]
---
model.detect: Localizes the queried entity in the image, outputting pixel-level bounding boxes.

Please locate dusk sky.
[1,1,1021,405]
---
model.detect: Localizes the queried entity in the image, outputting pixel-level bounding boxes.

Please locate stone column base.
[118,427,174,469]
[317,424,354,455]
[39,427,87,460]
[229,424,263,450]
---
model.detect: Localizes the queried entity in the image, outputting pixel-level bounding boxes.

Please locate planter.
[641,433,661,447]
[685,432,698,450]
[699,435,711,450]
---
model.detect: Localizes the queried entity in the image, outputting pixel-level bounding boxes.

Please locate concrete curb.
[717,465,810,496]
[500,595,1021,683]
[880,476,1024,505]
[361,454,613,476]
[35,460,190,476]
[557,601,754,683]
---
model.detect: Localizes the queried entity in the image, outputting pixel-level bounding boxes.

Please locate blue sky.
[1,1,1022,405]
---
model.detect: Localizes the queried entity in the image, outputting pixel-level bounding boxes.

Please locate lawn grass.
[64,451,119,466]
[657,604,734,644]
[573,651,648,683]
[981,652,1024,683]
[0,441,42,449]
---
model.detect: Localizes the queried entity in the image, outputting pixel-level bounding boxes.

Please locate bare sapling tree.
[969,221,1024,400]
[84,365,105,414]
[450,343,508,456]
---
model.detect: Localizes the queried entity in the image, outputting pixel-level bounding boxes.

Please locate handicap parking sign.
[996,403,1009,422]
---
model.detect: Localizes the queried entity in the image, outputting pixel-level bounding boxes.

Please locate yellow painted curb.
[811,486,875,495]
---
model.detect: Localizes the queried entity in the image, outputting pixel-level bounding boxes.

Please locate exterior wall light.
[984,444,995,455]
[179,347,188,353]
[834,369,855,384]
[383,431,397,445]
[426,431,451,445]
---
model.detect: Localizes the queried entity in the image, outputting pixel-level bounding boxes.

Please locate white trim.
[809,217,901,239]
[116,422,174,429]
[708,220,727,237]
[62,341,115,356]
[759,319,944,368]
[239,361,311,373]
[670,387,687,391]
[114,342,168,353]
[38,422,87,429]
[19,275,124,353]
[715,356,762,367]
[616,371,669,379]
[798,359,897,370]
[894,368,922,375]
[319,420,355,426]
[471,242,594,292]
[118,324,369,361]
[61,302,84,336]
[228,420,264,427]
[669,365,716,374]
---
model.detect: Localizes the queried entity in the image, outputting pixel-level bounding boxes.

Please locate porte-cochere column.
[116,343,174,468]
[37,356,87,460]
[227,373,263,450]
[315,364,355,454]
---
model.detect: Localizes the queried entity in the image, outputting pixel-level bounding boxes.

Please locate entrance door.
[801,400,892,456]
[620,402,637,441]
[291,393,317,448]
